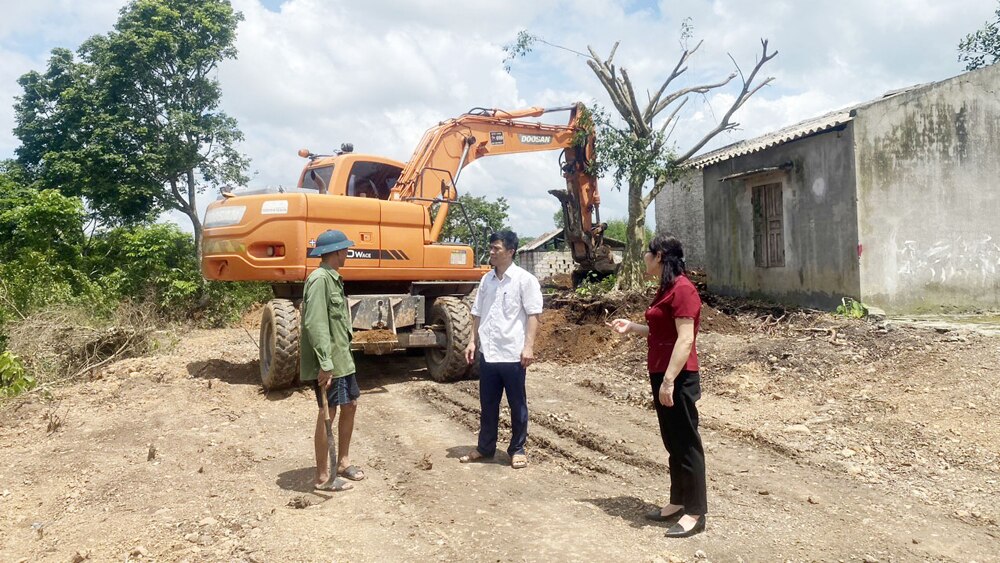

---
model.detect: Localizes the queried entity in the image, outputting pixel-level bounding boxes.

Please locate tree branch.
[169,178,189,211]
[0,277,27,321]
[606,41,620,66]
[586,57,634,126]
[651,73,736,118]
[620,68,650,135]
[642,175,672,209]
[644,39,702,122]
[587,45,651,134]
[658,96,688,137]
[673,39,777,165]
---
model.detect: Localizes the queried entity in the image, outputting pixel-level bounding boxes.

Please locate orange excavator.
[201,102,615,389]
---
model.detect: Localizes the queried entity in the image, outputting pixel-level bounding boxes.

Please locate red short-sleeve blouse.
[644,274,701,373]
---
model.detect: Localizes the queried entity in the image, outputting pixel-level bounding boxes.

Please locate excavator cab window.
[301,165,334,193]
[347,161,401,200]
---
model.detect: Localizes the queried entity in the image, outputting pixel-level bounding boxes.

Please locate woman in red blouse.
[610,235,706,538]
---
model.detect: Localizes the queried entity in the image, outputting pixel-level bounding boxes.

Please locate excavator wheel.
[259,298,300,390]
[426,296,475,382]
[461,290,480,380]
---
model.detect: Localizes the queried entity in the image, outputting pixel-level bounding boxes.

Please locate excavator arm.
[389,102,612,274]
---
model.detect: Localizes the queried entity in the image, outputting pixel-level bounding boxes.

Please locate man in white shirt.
[460,231,543,469]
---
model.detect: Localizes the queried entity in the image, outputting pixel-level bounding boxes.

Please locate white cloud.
[0,48,34,157]
[0,0,122,43]
[1,0,997,238]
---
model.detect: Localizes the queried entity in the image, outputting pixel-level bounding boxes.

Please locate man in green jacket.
[301,229,365,491]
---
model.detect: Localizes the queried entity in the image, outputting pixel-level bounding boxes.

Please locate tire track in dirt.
[441,379,668,475]
[416,384,621,477]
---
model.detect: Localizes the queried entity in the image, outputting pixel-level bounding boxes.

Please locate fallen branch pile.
[5,301,160,389]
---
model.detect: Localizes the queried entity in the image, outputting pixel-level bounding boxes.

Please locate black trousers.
[477,360,528,457]
[650,370,707,514]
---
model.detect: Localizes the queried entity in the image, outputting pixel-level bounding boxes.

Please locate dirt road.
[1,305,998,562]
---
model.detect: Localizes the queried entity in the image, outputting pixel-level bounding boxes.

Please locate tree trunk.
[186,169,203,264]
[618,176,648,291]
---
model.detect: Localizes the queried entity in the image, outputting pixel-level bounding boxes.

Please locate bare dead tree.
[579,38,777,289]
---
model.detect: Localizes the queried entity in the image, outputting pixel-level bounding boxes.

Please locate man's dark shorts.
[311,374,360,408]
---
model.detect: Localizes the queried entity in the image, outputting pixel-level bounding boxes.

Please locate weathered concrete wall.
[855,64,1000,312]
[703,127,861,308]
[654,168,706,269]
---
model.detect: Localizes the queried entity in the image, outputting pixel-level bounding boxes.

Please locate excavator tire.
[426,296,475,382]
[461,290,480,380]
[259,298,300,390]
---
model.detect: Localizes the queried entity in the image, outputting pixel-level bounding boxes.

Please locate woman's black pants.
[650,370,707,514]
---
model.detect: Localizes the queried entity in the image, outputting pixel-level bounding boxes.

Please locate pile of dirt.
[534,288,748,363]
[536,309,616,362]
[700,303,744,334]
[541,273,573,290]
[353,329,398,343]
[240,303,264,331]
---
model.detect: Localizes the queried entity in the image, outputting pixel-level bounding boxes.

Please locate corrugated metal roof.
[686,108,855,169]
[519,229,562,252]
[687,82,930,169]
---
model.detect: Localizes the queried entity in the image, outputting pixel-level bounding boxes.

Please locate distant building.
[656,64,1000,313]
[517,229,624,280]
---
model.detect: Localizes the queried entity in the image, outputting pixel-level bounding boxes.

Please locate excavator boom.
[389,102,609,272]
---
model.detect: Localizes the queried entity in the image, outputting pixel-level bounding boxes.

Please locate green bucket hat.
[308,229,355,258]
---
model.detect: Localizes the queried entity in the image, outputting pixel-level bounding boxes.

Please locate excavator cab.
[344,161,399,199]
[296,154,401,200]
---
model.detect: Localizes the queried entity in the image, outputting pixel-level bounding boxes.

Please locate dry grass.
[5,300,163,389]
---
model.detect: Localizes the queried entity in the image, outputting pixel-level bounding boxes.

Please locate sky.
[0,0,995,237]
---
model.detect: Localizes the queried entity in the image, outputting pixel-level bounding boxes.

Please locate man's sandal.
[459,450,491,463]
[338,465,366,481]
[315,476,353,492]
[511,454,528,469]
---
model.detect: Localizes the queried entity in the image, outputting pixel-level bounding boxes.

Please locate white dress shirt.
[470,263,543,363]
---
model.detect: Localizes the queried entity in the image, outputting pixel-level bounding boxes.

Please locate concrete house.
[658,64,1000,313]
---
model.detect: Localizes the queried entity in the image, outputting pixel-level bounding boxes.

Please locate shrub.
[835,297,868,319]
[0,351,34,398]
[88,223,201,315]
[88,224,270,325]
[197,281,272,327]
[575,273,618,297]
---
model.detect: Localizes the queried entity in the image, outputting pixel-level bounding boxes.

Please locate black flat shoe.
[665,515,706,538]
[644,506,684,522]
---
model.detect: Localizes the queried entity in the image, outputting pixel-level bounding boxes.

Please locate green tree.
[959,3,1000,70]
[0,182,99,333]
[439,194,511,263]
[604,218,651,244]
[14,0,248,257]
[505,28,776,289]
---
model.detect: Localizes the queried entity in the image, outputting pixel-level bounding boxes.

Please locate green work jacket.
[299,264,354,381]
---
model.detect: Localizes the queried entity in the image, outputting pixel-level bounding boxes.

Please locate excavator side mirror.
[340,143,354,153]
